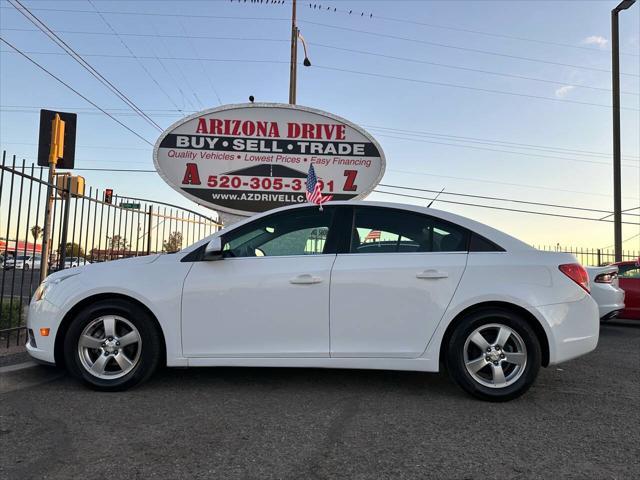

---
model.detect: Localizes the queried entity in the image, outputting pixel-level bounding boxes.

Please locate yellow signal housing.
[48,113,66,165]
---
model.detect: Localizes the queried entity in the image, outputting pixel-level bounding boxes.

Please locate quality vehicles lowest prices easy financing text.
[26,202,599,401]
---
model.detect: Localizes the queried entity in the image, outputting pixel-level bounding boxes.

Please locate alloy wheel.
[463,323,527,388]
[77,315,142,380]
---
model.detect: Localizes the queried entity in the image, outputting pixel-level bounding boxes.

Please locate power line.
[309,42,638,97]
[0,5,290,22]
[3,103,638,161]
[301,2,639,58]
[6,26,635,96]
[86,0,186,114]
[373,132,639,169]
[300,20,640,78]
[2,141,149,151]
[373,189,640,226]
[5,3,637,59]
[601,233,640,250]
[377,183,640,217]
[3,102,640,169]
[363,125,640,161]
[1,27,288,44]
[0,37,154,146]
[313,64,640,112]
[5,48,637,111]
[373,14,640,58]
[177,18,223,106]
[8,0,164,132]
[6,152,638,223]
[148,21,200,112]
[387,169,639,202]
[7,26,636,96]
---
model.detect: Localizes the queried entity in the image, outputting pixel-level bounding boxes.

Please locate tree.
[64,243,85,259]
[31,225,43,243]
[163,231,183,253]
[106,235,129,251]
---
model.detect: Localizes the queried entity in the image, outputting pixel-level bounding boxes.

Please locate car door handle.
[289,274,323,285]
[416,270,449,279]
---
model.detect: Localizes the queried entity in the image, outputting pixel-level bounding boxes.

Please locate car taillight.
[559,263,590,292]
[594,272,616,284]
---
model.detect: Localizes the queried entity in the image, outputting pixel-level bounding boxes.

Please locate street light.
[298,31,311,67]
[288,0,311,104]
[611,0,635,262]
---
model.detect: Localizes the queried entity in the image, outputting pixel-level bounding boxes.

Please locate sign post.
[38,109,77,282]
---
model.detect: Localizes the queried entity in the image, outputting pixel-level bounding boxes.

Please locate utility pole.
[611,0,635,262]
[39,113,65,282]
[288,0,297,104]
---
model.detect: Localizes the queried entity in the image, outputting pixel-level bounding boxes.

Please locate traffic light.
[104,189,113,204]
[37,109,77,169]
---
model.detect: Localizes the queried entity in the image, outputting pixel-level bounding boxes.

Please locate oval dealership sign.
[153,103,386,216]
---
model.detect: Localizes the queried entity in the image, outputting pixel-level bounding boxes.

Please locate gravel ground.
[1,320,638,480]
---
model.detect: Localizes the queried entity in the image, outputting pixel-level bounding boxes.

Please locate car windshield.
[15,255,30,261]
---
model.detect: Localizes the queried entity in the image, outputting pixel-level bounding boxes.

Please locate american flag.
[306,165,333,206]
[364,230,381,241]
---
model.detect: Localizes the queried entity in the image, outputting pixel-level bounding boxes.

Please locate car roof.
[213,200,535,252]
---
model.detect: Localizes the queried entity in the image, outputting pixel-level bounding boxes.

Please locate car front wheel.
[446,308,541,402]
[63,299,162,391]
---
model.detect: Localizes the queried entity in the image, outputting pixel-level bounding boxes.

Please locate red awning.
[0,239,43,254]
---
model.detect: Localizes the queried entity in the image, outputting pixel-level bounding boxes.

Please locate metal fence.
[1,152,220,347]
[534,245,639,267]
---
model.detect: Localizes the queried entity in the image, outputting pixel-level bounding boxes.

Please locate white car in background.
[64,257,89,269]
[8,254,42,270]
[586,265,625,321]
[26,201,600,401]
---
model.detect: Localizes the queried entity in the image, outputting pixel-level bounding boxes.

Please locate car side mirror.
[203,237,223,261]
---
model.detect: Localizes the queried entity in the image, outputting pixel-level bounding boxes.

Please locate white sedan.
[586,265,625,320]
[26,201,599,401]
[7,254,42,270]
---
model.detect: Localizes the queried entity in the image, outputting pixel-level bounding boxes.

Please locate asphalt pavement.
[1,320,638,480]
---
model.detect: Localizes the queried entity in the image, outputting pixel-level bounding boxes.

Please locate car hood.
[85,254,161,271]
[46,254,161,279]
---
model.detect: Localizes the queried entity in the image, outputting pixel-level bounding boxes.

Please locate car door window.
[350,207,469,254]
[619,266,640,279]
[223,207,335,258]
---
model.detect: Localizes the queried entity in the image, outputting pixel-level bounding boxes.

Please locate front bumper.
[537,294,600,365]
[25,298,62,364]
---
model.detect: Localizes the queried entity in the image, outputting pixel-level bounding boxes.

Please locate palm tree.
[31,225,43,243]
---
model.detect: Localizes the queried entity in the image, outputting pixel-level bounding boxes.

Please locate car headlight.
[33,272,80,302]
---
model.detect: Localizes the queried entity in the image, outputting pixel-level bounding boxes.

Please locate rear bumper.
[601,309,622,321]
[592,286,625,320]
[537,294,599,365]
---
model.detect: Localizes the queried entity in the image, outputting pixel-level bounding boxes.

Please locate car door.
[182,206,339,357]
[618,264,640,318]
[330,206,469,358]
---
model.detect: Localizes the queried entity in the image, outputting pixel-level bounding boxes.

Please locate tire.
[24,264,30,270]
[445,308,542,402]
[63,298,162,391]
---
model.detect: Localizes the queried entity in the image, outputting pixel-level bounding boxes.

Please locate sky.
[1,0,639,251]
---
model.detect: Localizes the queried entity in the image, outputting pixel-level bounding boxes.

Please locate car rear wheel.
[446,308,541,402]
[63,299,162,391]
